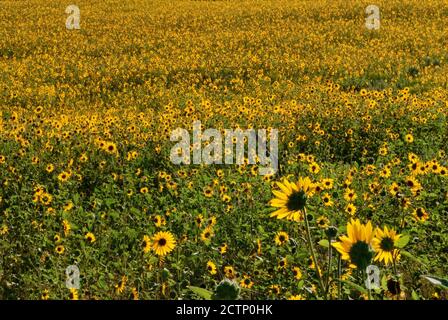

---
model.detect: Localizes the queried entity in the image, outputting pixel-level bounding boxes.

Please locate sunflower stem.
[337,255,342,300]
[303,208,326,297]
[324,234,333,297]
[392,255,398,277]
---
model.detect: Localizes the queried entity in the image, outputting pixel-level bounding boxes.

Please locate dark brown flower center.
[287,190,307,211]
[380,237,394,251]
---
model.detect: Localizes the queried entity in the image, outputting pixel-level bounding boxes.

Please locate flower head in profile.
[270,177,315,222]
[332,219,374,269]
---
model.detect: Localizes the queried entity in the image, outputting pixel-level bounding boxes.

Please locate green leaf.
[401,250,426,266]
[318,239,329,248]
[335,279,367,294]
[395,235,410,248]
[421,275,448,289]
[411,290,420,300]
[188,286,213,300]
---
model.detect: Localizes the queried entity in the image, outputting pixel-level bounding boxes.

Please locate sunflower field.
[0,0,447,300]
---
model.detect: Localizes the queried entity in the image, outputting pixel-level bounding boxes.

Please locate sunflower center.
[158,238,167,246]
[287,190,307,211]
[416,208,424,217]
[279,235,285,242]
[349,241,373,270]
[380,237,394,251]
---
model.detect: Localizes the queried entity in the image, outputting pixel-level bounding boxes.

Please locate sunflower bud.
[212,279,240,300]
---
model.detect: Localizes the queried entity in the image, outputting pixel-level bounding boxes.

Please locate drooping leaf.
[335,279,368,294]
[421,275,448,289]
[188,286,213,300]
[401,250,426,266]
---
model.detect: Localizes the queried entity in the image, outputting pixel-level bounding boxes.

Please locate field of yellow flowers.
[0,0,447,300]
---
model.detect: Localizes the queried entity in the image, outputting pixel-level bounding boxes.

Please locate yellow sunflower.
[274,231,289,246]
[332,219,374,269]
[206,261,217,275]
[151,231,176,256]
[270,177,315,222]
[372,226,401,265]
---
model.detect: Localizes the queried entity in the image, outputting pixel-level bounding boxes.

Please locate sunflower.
[41,289,49,300]
[278,257,288,269]
[140,187,149,194]
[332,219,374,269]
[151,231,176,256]
[389,182,400,196]
[269,284,281,295]
[321,178,334,189]
[316,216,330,229]
[270,177,315,222]
[69,288,78,300]
[274,231,289,246]
[380,168,391,178]
[345,203,357,216]
[413,207,429,222]
[240,275,254,289]
[104,142,118,154]
[58,171,70,182]
[405,176,422,196]
[63,201,73,212]
[55,245,65,254]
[115,275,127,294]
[292,266,302,280]
[153,215,165,227]
[343,188,357,202]
[309,162,321,174]
[288,294,305,300]
[221,194,231,203]
[85,232,96,243]
[142,235,151,253]
[131,287,139,300]
[207,216,217,227]
[405,134,414,143]
[219,243,228,254]
[195,214,204,227]
[203,186,214,198]
[224,265,235,279]
[372,226,401,265]
[46,164,54,173]
[321,193,333,207]
[40,193,53,206]
[62,219,71,236]
[207,261,217,275]
[200,226,214,243]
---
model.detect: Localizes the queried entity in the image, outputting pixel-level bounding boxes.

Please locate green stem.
[337,255,342,300]
[303,208,325,297]
[324,234,333,297]
[392,254,398,277]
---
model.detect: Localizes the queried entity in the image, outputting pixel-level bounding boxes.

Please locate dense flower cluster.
[0,0,447,300]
